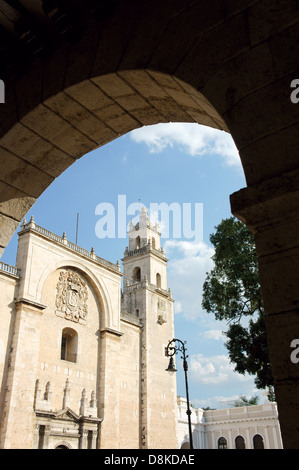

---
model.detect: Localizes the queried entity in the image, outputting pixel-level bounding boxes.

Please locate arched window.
[156,273,161,288]
[253,434,264,449]
[235,435,246,449]
[152,237,156,248]
[136,236,141,249]
[133,267,141,282]
[61,327,78,363]
[218,437,227,449]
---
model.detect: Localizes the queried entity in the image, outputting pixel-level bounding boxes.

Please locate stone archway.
[0,0,298,448]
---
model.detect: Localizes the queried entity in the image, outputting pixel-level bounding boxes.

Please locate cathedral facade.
[0,209,177,449]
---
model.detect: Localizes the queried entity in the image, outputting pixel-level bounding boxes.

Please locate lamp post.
[165,338,193,450]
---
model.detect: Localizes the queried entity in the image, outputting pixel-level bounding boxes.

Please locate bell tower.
[121,207,177,449]
[123,206,167,292]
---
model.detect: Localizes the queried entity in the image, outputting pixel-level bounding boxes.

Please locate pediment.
[55,407,80,422]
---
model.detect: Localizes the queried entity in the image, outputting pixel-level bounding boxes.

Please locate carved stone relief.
[55,270,88,324]
[157,299,166,324]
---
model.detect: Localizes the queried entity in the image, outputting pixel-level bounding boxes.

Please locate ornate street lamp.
[165,338,193,450]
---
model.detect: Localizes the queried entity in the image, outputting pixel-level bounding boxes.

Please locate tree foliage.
[202,217,274,393]
[233,395,259,407]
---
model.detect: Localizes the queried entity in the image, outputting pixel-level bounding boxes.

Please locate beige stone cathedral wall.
[0,271,18,447]
[0,225,124,448]
[118,320,141,448]
[0,272,17,388]
[123,252,167,289]
[36,268,101,414]
[143,288,177,449]
[0,220,179,449]
[15,229,122,332]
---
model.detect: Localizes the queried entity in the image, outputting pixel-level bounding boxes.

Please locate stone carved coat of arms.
[55,270,88,324]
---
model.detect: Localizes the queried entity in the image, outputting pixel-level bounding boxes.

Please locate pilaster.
[98,328,123,449]
[0,298,46,448]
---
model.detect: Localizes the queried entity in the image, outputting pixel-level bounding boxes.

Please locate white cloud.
[202,329,225,341]
[164,239,214,321]
[189,353,250,387]
[130,123,241,168]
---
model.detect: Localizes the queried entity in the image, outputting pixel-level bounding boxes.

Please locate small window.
[61,328,78,363]
[152,237,156,248]
[136,236,141,249]
[156,273,161,288]
[218,437,227,449]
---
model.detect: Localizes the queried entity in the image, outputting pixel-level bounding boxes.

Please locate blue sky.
[2,122,268,409]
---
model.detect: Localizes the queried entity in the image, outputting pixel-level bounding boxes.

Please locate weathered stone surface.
[0,213,177,449]
[0,214,20,248]
[0,182,35,220]
[0,0,298,449]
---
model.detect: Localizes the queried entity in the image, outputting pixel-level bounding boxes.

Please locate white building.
[177,396,283,449]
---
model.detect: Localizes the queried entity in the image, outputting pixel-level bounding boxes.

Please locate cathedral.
[0,208,283,449]
[0,208,177,449]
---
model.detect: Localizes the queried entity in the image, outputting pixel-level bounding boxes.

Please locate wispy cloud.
[188,352,264,409]
[130,123,241,168]
[164,239,214,321]
[189,353,248,386]
[202,329,225,341]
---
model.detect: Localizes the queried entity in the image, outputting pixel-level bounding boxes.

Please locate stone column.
[97,328,123,449]
[230,167,299,449]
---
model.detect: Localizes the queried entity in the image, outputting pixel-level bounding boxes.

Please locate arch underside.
[0,0,299,449]
[0,0,298,256]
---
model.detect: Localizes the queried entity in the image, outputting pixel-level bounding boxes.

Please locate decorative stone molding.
[55,270,88,324]
[34,379,53,412]
[15,297,47,312]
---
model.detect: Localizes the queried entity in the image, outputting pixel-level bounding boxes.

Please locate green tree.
[202,217,274,396]
[233,395,259,407]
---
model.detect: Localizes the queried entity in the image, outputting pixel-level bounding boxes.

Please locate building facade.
[0,209,177,449]
[177,397,283,449]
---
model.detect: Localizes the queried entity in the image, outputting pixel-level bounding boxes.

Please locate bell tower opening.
[133,266,141,282]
